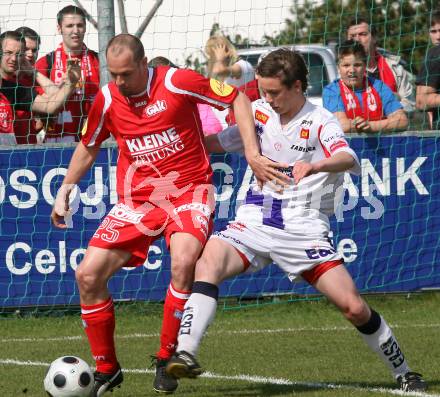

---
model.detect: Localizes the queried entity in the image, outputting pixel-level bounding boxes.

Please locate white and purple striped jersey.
[218,99,360,231]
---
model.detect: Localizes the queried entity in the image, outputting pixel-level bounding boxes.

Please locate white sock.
[359,314,410,378]
[177,292,218,356]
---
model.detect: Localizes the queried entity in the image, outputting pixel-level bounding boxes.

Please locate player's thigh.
[77,246,132,283]
[170,232,204,266]
[313,265,366,312]
[195,237,247,284]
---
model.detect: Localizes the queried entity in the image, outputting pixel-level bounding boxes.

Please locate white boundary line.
[2,323,440,344]
[0,358,437,397]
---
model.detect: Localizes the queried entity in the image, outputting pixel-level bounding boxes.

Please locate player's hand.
[292,160,315,184]
[51,184,73,228]
[66,57,81,86]
[246,153,291,191]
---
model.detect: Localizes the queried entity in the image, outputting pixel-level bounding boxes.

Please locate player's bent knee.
[342,297,370,324]
[75,264,105,295]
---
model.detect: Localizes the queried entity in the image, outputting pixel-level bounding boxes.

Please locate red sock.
[156,283,191,360]
[81,297,118,374]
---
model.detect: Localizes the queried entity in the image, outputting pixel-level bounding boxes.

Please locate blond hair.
[204,34,238,76]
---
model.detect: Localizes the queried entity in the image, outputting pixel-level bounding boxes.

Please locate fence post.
[97,0,115,86]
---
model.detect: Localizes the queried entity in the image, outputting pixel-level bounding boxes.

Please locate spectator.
[205,34,255,86]
[416,10,440,130]
[204,33,255,128]
[15,26,40,66]
[427,10,440,46]
[0,31,81,145]
[14,26,44,144]
[347,16,415,112]
[35,5,100,143]
[323,40,408,133]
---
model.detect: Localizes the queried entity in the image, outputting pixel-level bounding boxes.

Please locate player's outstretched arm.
[51,142,101,228]
[292,152,356,184]
[232,92,290,189]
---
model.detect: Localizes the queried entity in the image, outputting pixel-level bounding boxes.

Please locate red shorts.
[89,186,215,266]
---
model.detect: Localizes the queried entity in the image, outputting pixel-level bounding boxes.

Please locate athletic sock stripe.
[356,309,382,335]
[192,281,219,300]
[169,283,191,300]
[81,299,113,315]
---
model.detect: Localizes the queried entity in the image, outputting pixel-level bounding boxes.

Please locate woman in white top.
[203,34,255,128]
[205,34,254,86]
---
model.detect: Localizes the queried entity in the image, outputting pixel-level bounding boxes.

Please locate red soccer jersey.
[0,92,14,134]
[82,66,238,201]
[35,45,100,140]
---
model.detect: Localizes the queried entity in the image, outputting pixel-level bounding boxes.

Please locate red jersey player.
[51,34,284,396]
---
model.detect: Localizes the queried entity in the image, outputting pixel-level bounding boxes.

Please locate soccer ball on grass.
[44,356,94,397]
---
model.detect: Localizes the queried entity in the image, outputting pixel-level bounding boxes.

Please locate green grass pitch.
[1,293,440,396]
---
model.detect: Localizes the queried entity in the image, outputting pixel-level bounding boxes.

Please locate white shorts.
[211,220,342,282]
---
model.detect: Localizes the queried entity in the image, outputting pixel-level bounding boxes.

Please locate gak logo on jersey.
[255,110,269,124]
[145,100,167,117]
[300,128,310,139]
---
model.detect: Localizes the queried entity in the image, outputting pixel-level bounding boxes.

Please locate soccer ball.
[44,356,94,397]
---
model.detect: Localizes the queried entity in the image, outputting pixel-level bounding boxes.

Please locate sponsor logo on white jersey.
[145,99,167,117]
[300,119,313,127]
[290,144,316,152]
[108,203,144,224]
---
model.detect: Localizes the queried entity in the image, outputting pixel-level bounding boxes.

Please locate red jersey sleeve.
[165,68,238,110]
[81,87,112,146]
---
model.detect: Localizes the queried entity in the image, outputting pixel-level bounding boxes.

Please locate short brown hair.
[337,40,367,63]
[0,31,25,58]
[429,10,440,28]
[256,48,308,92]
[15,26,40,48]
[57,5,86,25]
[106,34,145,63]
[347,15,377,37]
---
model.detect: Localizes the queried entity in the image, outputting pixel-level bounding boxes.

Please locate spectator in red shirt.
[13,26,44,144]
[0,31,82,145]
[35,5,100,143]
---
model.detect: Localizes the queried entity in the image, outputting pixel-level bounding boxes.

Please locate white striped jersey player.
[216,99,361,280]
